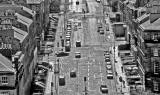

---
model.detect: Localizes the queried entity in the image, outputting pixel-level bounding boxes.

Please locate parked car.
[107,70,113,79]
[106,61,111,65]
[105,57,110,62]
[76,41,81,47]
[106,64,112,70]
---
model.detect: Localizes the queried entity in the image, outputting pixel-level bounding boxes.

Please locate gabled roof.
[137,13,150,24]
[12,26,28,43]
[15,13,33,28]
[140,17,160,30]
[26,0,43,4]
[0,54,15,72]
[22,6,36,16]
[0,4,33,19]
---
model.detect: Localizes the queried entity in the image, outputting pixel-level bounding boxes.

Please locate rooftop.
[15,13,33,28]
[0,54,15,72]
[136,13,150,24]
[13,26,28,43]
[26,0,43,4]
[0,4,33,19]
[140,17,160,30]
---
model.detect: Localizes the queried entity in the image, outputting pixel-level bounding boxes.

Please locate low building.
[134,1,160,92]
[0,54,16,95]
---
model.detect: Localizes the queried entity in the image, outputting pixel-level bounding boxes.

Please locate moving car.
[99,29,104,34]
[75,52,81,58]
[100,84,108,93]
[70,69,76,78]
[106,23,109,31]
[104,51,110,57]
[59,75,65,86]
[76,41,81,47]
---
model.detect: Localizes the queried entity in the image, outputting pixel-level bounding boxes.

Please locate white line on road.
[87,63,90,90]
[99,62,103,83]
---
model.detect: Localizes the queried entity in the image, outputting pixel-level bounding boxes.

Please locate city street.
[50,0,126,95]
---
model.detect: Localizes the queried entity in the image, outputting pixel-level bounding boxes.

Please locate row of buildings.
[0,0,51,95]
[109,0,160,93]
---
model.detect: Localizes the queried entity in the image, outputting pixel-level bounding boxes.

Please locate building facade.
[0,54,16,95]
[0,4,37,95]
[118,0,160,93]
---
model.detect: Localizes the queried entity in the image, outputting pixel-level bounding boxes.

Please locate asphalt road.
[51,0,122,95]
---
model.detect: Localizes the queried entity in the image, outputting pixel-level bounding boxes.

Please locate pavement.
[111,46,130,95]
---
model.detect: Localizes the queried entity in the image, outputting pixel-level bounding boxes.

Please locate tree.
[50,0,61,13]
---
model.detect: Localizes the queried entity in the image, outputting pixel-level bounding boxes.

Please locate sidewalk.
[44,71,54,95]
[111,46,130,95]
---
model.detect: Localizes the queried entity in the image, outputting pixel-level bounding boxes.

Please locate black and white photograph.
[0,0,159,95]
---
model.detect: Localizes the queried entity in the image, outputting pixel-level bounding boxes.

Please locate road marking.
[87,64,90,90]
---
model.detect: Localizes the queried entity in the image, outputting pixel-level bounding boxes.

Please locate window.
[1,76,8,84]
[153,81,159,91]
[153,48,159,57]
[0,91,9,95]
[154,62,159,74]
[152,33,158,41]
